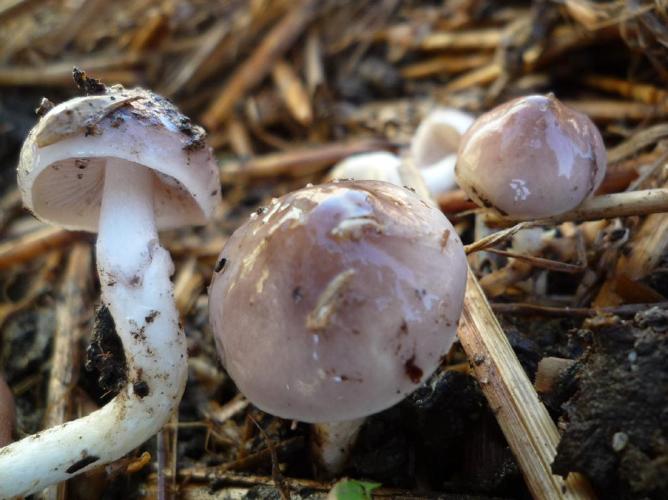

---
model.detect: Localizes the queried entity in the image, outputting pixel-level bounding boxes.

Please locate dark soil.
[552,307,668,499]
[84,305,127,400]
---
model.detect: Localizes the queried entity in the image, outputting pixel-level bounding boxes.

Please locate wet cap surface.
[209,180,467,422]
[456,94,606,218]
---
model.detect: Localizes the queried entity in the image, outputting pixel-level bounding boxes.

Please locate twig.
[272,59,313,126]
[582,75,668,106]
[416,29,501,51]
[464,222,532,254]
[304,29,324,95]
[487,188,668,226]
[441,63,500,93]
[166,236,226,260]
[491,301,668,317]
[226,118,254,157]
[0,252,61,329]
[607,123,668,163]
[40,243,92,500]
[202,0,317,129]
[484,247,586,274]
[459,271,595,499]
[0,0,47,23]
[161,21,229,96]
[563,99,668,122]
[219,138,393,179]
[401,53,492,79]
[173,258,204,317]
[249,416,290,500]
[0,227,82,270]
[0,189,22,235]
[0,55,140,86]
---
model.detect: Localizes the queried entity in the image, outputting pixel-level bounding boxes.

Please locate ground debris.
[85,305,127,397]
[553,307,668,499]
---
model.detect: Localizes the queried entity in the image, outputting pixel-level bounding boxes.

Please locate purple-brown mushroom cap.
[209,181,467,423]
[455,94,606,218]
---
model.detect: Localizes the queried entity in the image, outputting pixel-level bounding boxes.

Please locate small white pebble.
[627,351,638,363]
[612,432,628,452]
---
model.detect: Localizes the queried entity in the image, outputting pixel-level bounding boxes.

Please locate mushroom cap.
[0,376,14,447]
[411,108,474,169]
[18,86,220,232]
[326,152,402,185]
[455,94,606,218]
[209,180,467,423]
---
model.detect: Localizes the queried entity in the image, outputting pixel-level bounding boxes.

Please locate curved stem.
[0,161,187,497]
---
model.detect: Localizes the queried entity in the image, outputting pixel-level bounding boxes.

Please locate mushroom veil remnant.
[0,76,220,496]
[455,94,606,218]
[209,180,467,473]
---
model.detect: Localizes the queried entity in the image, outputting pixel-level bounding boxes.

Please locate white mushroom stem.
[0,161,187,497]
[312,418,365,476]
[419,154,457,197]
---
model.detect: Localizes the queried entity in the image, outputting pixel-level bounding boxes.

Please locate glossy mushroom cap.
[209,180,467,423]
[18,85,220,232]
[455,94,606,218]
[0,376,14,447]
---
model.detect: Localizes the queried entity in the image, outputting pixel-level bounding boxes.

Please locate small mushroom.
[455,94,606,218]
[326,152,403,185]
[0,82,220,496]
[411,108,474,196]
[0,375,14,448]
[327,109,473,197]
[209,180,467,474]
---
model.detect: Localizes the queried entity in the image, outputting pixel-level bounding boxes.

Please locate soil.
[552,307,668,499]
[84,305,127,399]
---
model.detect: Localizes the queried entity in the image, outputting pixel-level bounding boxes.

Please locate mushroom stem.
[419,154,457,196]
[0,161,187,497]
[312,418,365,476]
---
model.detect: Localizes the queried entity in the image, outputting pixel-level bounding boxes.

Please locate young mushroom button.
[455,94,606,218]
[0,83,220,497]
[209,180,467,472]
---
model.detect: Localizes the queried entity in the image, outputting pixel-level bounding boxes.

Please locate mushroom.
[0,81,220,496]
[411,108,474,196]
[326,151,403,185]
[0,375,14,448]
[455,94,606,218]
[326,108,473,197]
[208,180,467,474]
